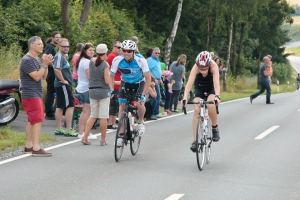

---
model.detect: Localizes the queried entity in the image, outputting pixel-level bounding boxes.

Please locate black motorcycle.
[0,80,21,126]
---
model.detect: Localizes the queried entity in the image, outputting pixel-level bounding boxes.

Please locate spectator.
[53,38,78,137]
[163,70,175,114]
[147,47,163,118]
[145,48,153,60]
[72,43,84,88]
[169,54,186,112]
[20,36,53,156]
[210,51,216,60]
[250,56,274,104]
[214,57,226,74]
[107,41,122,129]
[296,73,300,90]
[76,43,97,140]
[130,36,140,54]
[81,44,110,146]
[44,31,61,120]
[144,80,158,120]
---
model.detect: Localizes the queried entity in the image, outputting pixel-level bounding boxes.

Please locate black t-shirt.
[194,69,214,91]
[44,43,57,79]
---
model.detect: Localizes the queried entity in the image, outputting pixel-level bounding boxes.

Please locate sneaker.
[55,129,66,135]
[65,129,78,137]
[154,114,163,118]
[32,148,52,157]
[45,115,55,120]
[78,133,97,140]
[137,123,145,136]
[107,125,117,129]
[172,110,179,113]
[24,147,33,154]
[117,138,123,147]
[167,110,172,115]
[190,141,196,152]
[212,129,220,142]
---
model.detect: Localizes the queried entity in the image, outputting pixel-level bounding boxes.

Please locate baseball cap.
[96,44,108,54]
[164,70,173,77]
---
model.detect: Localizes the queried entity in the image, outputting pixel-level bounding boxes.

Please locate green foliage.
[272,62,293,83]
[226,75,236,93]
[0,44,22,79]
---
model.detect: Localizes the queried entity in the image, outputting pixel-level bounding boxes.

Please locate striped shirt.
[19,54,43,99]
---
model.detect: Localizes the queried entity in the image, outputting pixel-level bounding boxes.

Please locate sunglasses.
[114,46,121,49]
[155,52,160,54]
[60,46,69,48]
[199,67,209,71]
[122,49,133,53]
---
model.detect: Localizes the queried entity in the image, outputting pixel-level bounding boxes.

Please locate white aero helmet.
[121,40,136,51]
[195,51,212,68]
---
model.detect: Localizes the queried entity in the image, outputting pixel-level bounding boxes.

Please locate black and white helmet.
[195,51,212,68]
[121,40,136,51]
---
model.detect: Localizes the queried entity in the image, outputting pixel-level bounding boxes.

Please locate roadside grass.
[0,126,57,155]
[285,47,300,57]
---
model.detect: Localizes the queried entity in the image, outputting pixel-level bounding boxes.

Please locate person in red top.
[107,41,122,129]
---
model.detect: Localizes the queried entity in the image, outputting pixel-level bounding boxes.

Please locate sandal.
[81,138,91,145]
[100,140,108,146]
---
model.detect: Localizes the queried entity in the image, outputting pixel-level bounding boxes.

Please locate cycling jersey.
[111,54,150,84]
[194,69,213,91]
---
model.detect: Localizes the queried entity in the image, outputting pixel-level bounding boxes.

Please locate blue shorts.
[78,91,90,104]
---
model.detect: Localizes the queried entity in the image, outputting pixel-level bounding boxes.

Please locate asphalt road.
[1,56,299,200]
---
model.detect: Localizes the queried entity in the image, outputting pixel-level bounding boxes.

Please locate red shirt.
[107,51,121,90]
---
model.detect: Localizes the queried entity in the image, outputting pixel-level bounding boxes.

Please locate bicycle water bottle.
[128,112,134,131]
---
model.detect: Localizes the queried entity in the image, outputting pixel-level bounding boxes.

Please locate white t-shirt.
[76,58,90,93]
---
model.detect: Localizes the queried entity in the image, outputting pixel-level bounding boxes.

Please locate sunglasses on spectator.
[155,52,160,54]
[122,49,134,53]
[60,45,69,48]
[114,46,121,49]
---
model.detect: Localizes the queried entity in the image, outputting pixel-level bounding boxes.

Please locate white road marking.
[165,194,184,200]
[255,126,279,139]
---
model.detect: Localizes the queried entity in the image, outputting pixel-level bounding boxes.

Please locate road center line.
[255,126,279,139]
[165,194,184,200]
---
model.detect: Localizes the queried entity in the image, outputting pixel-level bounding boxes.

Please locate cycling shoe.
[212,128,220,142]
[190,141,196,152]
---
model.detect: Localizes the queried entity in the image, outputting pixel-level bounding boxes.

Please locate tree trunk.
[224,11,233,91]
[231,25,237,79]
[206,18,210,49]
[61,0,71,39]
[164,0,183,67]
[79,0,93,29]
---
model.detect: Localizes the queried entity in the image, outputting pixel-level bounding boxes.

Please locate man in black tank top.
[182,51,221,152]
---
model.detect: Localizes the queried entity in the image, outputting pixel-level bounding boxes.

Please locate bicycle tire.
[130,130,141,155]
[196,118,205,171]
[205,119,212,164]
[114,113,127,162]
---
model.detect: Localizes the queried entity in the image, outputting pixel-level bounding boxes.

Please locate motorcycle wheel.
[0,99,19,126]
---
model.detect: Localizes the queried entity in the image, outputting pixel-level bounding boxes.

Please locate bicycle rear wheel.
[205,119,212,164]
[196,118,205,171]
[130,130,141,155]
[114,113,127,162]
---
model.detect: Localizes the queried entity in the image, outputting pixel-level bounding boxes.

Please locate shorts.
[22,98,44,125]
[194,87,215,99]
[78,91,90,104]
[55,85,74,109]
[109,90,119,116]
[90,98,110,119]
[118,80,145,100]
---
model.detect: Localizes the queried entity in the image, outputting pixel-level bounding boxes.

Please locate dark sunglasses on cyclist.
[198,67,209,71]
[122,49,134,53]
[114,46,121,49]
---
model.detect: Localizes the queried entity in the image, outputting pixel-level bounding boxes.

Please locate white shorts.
[90,98,110,119]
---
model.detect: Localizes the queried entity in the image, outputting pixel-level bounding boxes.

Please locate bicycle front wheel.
[114,113,127,162]
[196,118,205,171]
[206,119,212,164]
[130,130,141,155]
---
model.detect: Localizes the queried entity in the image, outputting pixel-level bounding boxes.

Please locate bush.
[0,44,22,80]
[272,62,292,83]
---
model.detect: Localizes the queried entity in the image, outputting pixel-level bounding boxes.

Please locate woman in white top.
[76,43,97,139]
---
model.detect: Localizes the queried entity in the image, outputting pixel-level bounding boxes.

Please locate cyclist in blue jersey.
[109,40,151,145]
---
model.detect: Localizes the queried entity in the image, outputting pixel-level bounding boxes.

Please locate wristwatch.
[215,95,221,100]
[41,64,47,69]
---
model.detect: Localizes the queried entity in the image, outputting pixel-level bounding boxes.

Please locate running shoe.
[117,138,123,147]
[55,129,66,135]
[65,129,78,137]
[137,123,145,136]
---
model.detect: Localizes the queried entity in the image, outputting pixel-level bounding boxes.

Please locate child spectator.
[164,70,175,114]
[266,55,273,83]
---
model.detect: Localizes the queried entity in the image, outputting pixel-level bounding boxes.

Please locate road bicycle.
[182,97,219,171]
[114,88,141,162]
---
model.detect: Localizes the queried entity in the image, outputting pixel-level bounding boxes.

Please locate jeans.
[153,83,161,115]
[251,80,271,103]
[145,98,157,118]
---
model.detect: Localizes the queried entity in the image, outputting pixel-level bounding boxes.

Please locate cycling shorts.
[194,87,215,99]
[118,80,145,100]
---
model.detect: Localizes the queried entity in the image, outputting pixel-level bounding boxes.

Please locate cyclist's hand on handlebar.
[138,95,146,102]
[108,90,115,98]
[181,99,187,107]
[214,97,221,105]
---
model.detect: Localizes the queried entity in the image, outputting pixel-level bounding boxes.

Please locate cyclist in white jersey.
[109,40,151,138]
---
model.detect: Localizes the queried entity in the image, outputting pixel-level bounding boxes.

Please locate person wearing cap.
[53,38,77,137]
[163,70,175,115]
[81,44,110,146]
[109,40,151,147]
[75,43,97,140]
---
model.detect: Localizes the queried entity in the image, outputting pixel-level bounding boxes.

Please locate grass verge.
[0,126,57,155]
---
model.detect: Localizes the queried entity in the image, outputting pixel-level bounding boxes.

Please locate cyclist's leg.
[207,89,220,142]
[136,81,146,136]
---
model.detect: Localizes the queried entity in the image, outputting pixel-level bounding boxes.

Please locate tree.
[164,0,183,67]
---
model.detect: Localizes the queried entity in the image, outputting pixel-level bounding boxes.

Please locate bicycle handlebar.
[182,100,219,115]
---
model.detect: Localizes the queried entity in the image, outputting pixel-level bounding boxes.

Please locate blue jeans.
[154,83,161,115]
[251,80,271,103]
